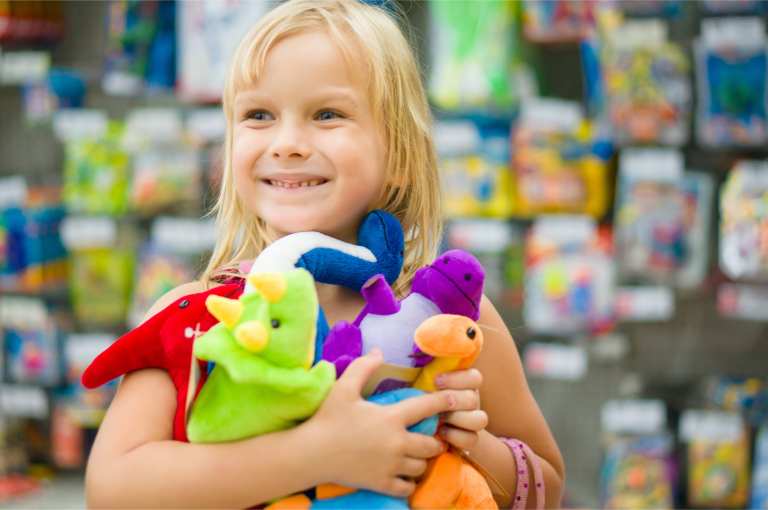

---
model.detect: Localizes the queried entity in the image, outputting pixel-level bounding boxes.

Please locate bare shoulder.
[141,280,211,323]
[476,294,518,348]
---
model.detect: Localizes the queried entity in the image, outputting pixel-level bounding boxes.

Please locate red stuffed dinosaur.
[81,282,244,442]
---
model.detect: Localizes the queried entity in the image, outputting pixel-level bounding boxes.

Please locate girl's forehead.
[234,30,372,102]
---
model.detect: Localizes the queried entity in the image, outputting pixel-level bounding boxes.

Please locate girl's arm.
[85,368,333,508]
[442,296,565,508]
[85,282,454,508]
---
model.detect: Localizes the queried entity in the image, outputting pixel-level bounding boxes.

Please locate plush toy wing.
[81,283,242,388]
[80,282,244,443]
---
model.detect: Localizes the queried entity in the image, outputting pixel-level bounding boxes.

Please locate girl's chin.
[260,212,359,242]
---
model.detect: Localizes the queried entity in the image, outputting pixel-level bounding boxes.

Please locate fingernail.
[447,394,456,409]
[435,375,446,388]
[370,348,382,359]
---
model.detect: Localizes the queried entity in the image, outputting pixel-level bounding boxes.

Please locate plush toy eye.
[466,327,476,340]
[464,273,472,281]
[443,257,451,264]
[178,299,190,309]
[271,319,281,329]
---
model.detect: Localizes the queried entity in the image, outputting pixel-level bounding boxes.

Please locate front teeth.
[268,179,323,189]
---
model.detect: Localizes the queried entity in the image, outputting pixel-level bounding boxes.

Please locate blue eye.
[316,110,342,121]
[246,110,273,121]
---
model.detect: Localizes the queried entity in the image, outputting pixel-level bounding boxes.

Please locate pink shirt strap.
[500,438,545,510]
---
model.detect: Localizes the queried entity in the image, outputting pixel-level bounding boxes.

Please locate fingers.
[335,349,383,397]
[403,431,445,459]
[398,457,428,478]
[435,368,482,391]
[439,425,480,450]
[395,391,455,426]
[441,409,488,432]
[395,389,480,426]
[380,477,416,498]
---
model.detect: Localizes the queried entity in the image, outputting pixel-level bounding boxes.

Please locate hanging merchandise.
[511,98,612,218]
[522,0,599,43]
[615,149,713,288]
[599,400,675,510]
[58,111,130,217]
[680,410,751,509]
[696,18,768,148]
[436,120,515,218]
[705,377,768,427]
[0,297,62,387]
[177,1,269,102]
[60,216,136,329]
[123,109,202,216]
[127,217,216,327]
[601,20,690,146]
[0,183,68,294]
[22,68,87,124]
[428,0,521,114]
[719,160,768,282]
[57,334,116,429]
[718,283,768,321]
[524,216,615,336]
[702,0,766,15]
[102,0,177,95]
[446,219,525,308]
[0,1,63,43]
[752,424,768,509]
[616,0,681,18]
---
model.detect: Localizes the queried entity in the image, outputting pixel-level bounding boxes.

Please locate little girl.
[85,1,564,507]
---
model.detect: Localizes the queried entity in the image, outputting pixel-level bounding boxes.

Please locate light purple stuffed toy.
[321,249,485,382]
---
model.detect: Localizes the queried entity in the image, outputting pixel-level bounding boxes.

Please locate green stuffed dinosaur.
[186,269,336,443]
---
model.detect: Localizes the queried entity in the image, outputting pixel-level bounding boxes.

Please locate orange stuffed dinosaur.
[410,314,499,510]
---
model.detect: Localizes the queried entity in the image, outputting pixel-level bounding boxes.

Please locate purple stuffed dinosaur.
[321,249,485,382]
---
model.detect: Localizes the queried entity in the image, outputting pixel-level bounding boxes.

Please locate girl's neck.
[316,282,366,325]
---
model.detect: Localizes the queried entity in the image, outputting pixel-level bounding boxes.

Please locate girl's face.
[231,30,387,242]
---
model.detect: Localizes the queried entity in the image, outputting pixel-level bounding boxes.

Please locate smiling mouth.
[262,178,329,189]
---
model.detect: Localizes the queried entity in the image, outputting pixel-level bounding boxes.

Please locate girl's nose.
[270,120,310,160]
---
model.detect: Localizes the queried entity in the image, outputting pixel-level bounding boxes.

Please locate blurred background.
[0,0,767,508]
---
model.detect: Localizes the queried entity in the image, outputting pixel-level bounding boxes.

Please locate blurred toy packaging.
[0,179,68,293]
[695,18,768,148]
[61,217,136,329]
[428,0,521,113]
[0,297,62,386]
[511,98,612,218]
[719,160,768,281]
[680,410,750,508]
[752,424,768,509]
[436,120,514,218]
[59,112,130,217]
[0,1,63,43]
[616,0,680,17]
[705,377,768,427]
[522,0,599,43]
[717,283,768,321]
[524,216,615,336]
[57,333,116,428]
[123,109,202,216]
[615,149,713,288]
[102,0,177,95]
[702,0,766,14]
[600,400,675,510]
[127,217,216,327]
[445,219,525,308]
[177,1,269,102]
[601,20,690,146]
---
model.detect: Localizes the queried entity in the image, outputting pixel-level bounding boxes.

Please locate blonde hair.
[200,0,442,296]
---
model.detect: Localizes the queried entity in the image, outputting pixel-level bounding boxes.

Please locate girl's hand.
[309,350,457,498]
[435,368,488,451]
